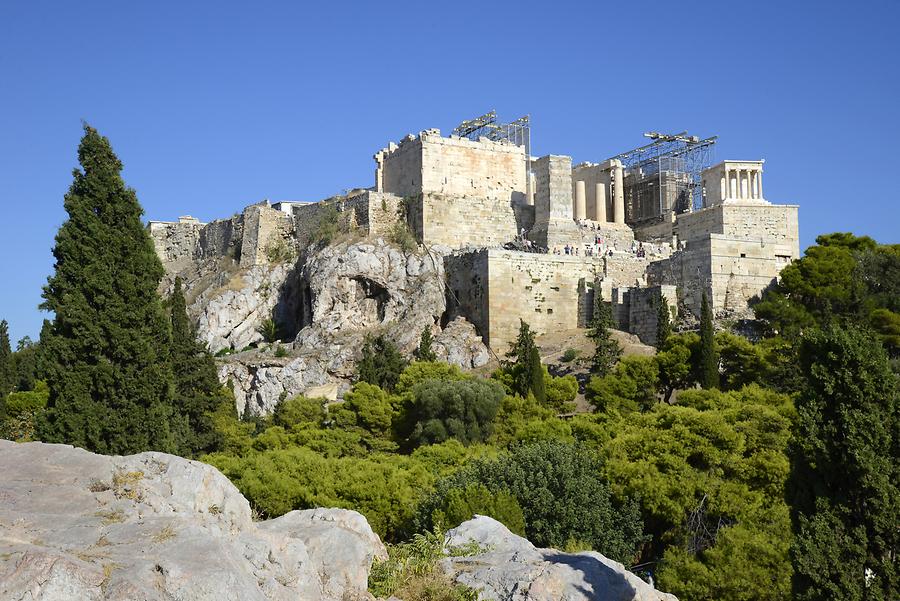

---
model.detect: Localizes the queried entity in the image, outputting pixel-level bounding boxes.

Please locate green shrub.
[369,527,479,601]
[417,440,645,563]
[404,378,504,448]
[561,348,580,362]
[0,380,49,441]
[429,483,525,535]
[390,220,418,253]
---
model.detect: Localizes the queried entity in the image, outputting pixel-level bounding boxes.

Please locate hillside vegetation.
[2,126,897,601]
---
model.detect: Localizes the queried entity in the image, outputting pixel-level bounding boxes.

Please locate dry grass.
[151,525,177,543]
[95,509,126,525]
[112,470,144,501]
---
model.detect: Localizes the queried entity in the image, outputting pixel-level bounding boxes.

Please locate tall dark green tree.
[169,277,226,455]
[789,325,899,600]
[588,294,621,376]
[37,125,177,454]
[0,320,11,397]
[357,334,407,392]
[655,297,672,348]
[698,292,719,389]
[504,319,546,403]
[414,327,437,362]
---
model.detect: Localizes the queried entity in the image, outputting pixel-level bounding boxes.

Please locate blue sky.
[1,0,898,344]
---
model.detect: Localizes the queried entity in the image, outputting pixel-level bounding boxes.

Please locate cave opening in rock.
[352,276,389,322]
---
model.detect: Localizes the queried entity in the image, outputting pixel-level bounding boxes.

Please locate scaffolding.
[608,132,717,220]
[453,110,532,204]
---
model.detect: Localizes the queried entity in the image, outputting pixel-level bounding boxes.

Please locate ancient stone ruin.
[149,115,799,414]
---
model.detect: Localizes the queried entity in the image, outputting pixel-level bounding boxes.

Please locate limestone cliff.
[166,237,489,416]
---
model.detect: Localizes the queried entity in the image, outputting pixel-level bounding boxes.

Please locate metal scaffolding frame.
[609,132,717,217]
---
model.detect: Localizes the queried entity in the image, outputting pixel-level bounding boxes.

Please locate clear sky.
[1,0,898,344]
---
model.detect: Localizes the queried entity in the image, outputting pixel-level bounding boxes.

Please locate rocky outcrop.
[193,262,296,353]
[204,240,490,416]
[218,353,338,417]
[0,440,384,601]
[442,516,677,601]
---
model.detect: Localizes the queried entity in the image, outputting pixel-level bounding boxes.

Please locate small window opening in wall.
[740,253,746,258]
[547,308,553,314]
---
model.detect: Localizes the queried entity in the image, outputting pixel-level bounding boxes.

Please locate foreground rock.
[0,440,385,601]
[442,516,677,601]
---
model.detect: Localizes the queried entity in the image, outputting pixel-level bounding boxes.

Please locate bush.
[428,483,525,535]
[0,380,49,441]
[404,378,504,448]
[390,220,418,253]
[587,356,659,414]
[561,348,580,363]
[272,395,325,429]
[369,527,479,601]
[417,440,645,563]
[311,204,342,246]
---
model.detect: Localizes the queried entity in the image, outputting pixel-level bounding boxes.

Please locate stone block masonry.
[446,249,605,354]
[611,285,678,345]
[408,193,535,250]
[376,129,527,202]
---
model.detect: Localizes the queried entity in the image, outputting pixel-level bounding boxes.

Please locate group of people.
[514,227,659,259]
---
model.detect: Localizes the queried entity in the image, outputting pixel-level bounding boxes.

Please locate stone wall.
[198,215,244,262]
[409,193,534,250]
[445,249,605,353]
[148,218,205,271]
[611,285,678,345]
[376,130,527,202]
[239,203,295,267]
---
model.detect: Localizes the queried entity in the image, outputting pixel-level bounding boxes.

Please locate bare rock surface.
[193,262,295,353]
[204,240,490,416]
[0,440,382,601]
[442,516,677,601]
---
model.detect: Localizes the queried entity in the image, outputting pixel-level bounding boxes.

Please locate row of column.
[573,178,624,224]
[725,168,763,200]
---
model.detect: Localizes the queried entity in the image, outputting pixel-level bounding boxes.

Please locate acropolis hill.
[149,113,799,415]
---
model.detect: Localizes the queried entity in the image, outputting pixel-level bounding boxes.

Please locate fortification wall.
[483,250,603,353]
[239,204,294,267]
[676,202,799,249]
[444,250,490,341]
[198,216,243,262]
[611,285,678,345]
[149,219,204,270]
[376,130,527,202]
[410,193,534,250]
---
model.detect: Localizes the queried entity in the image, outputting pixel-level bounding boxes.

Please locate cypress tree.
[37,124,176,454]
[0,320,11,397]
[415,327,437,362]
[699,291,719,389]
[655,297,672,348]
[789,325,899,599]
[169,277,226,455]
[504,319,545,401]
[588,294,621,376]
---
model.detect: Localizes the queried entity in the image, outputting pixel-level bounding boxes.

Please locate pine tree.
[656,297,672,348]
[169,277,226,455]
[415,327,437,362]
[699,292,719,389]
[37,124,177,455]
[588,294,621,376]
[789,325,899,599]
[504,319,545,402]
[0,320,11,397]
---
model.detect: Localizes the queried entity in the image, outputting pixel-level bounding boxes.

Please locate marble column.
[527,172,535,206]
[595,182,607,222]
[574,180,586,221]
[613,163,625,224]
